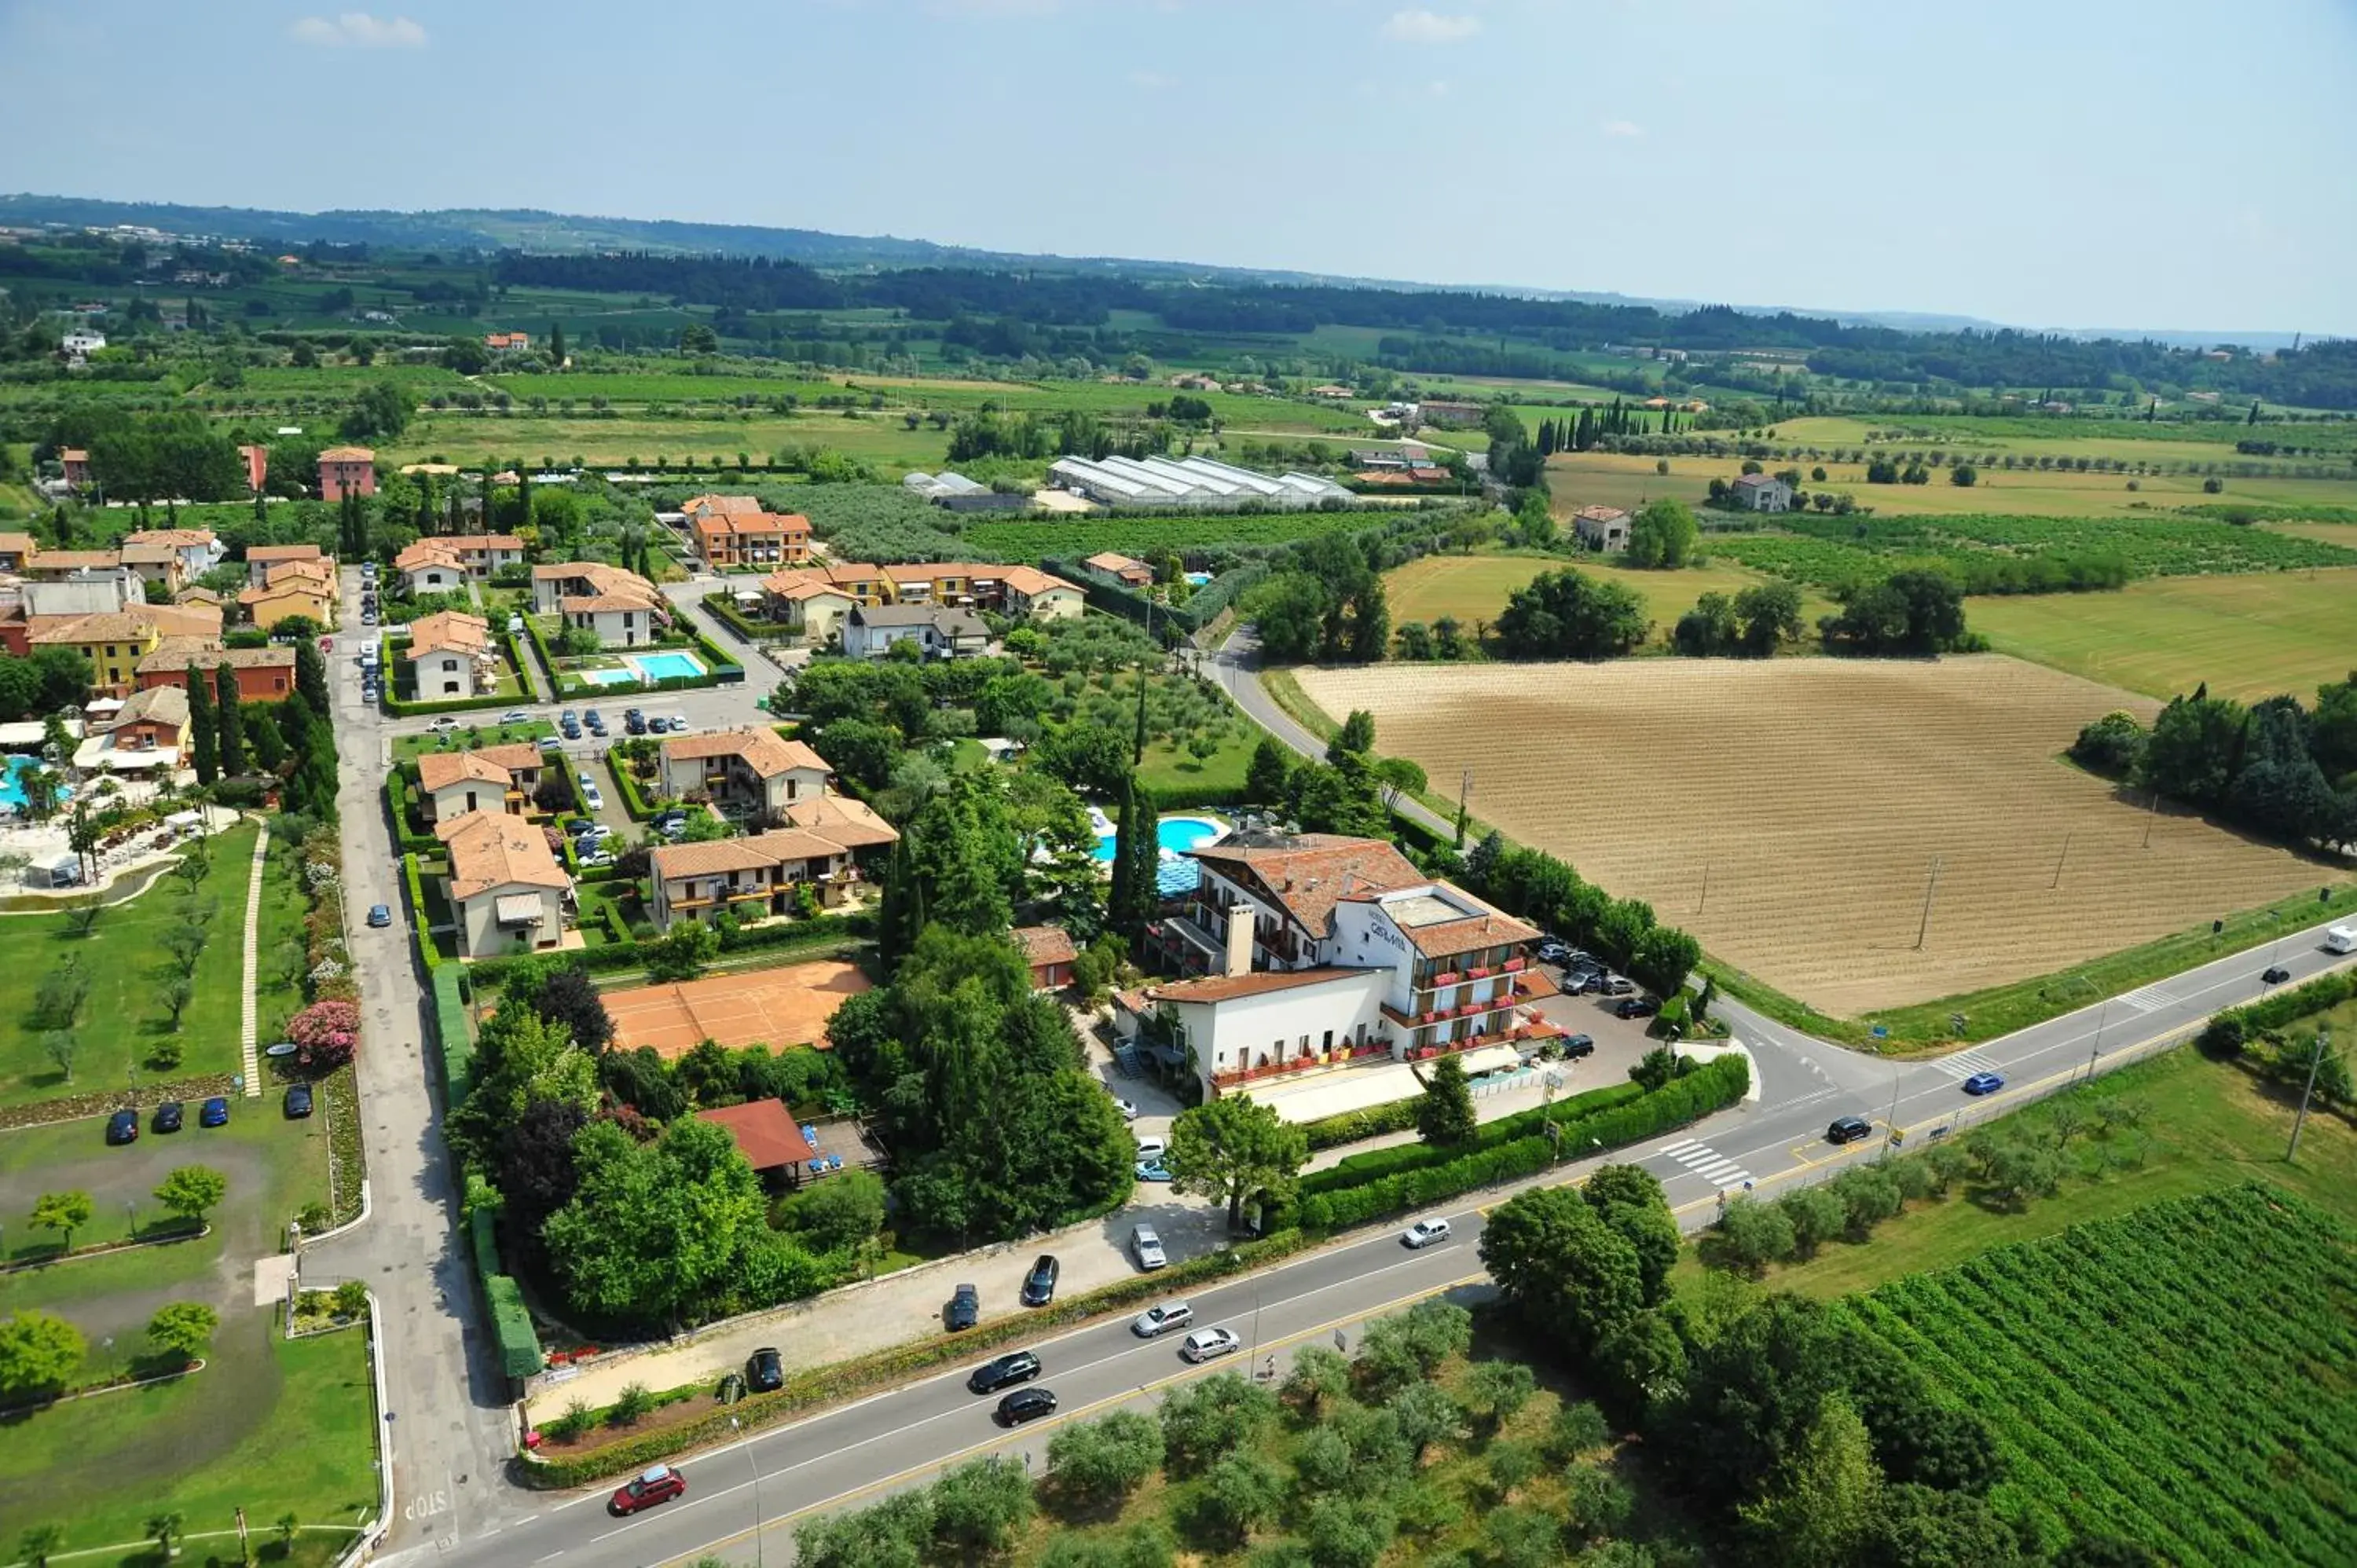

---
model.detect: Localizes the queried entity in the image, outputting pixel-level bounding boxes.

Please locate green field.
[0,823,291,1107]
[390,409,954,473]
[1382,551,1838,646]
[1970,567,2357,702]
[965,510,1382,564]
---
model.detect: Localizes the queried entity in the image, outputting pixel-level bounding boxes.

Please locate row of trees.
[1464,831,1703,999]
[1240,532,1392,665]
[2073,672,2357,851]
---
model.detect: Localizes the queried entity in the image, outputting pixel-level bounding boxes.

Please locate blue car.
[1134,1160,1173,1182]
[199,1097,230,1128]
[1961,1071,2005,1096]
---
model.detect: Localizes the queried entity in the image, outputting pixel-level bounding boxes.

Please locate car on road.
[1131,1224,1167,1270]
[107,1108,139,1145]
[1826,1114,1874,1145]
[2262,965,2293,985]
[499,709,530,726]
[199,1097,229,1128]
[1615,995,1661,1020]
[366,903,392,928]
[430,716,460,734]
[947,1283,980,1332]
[966,1350,1041,1394]
[1181,1328,1243,1364]
[995,1387,1058,1426]
[746,1346,783,1392]
[1135,1160,1172,1182]
[609,1464,685,1515]
[284,1084,315,1119]
[1110,1094,1139,1120]
[153,1100,184,1134]
[1021,1255,1060,1306]
[1561,1034,1596,1060]
[1134,1135,1166,1163]
[1132,1302,1193,1338]
[1961,1071,2006,1096]
[1402,1216,1452,1249]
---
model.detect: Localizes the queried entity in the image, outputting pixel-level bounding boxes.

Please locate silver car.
[1131,1302,1193,1338]
[1130,1224,1167,1270]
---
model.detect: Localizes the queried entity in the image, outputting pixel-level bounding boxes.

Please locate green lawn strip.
[389,718,555,764]
[1136,730,1252,804]
[0,1326,378,1566]
[255,834,313,1044]
[1258,666,1340,742]
[0,822,259,1108]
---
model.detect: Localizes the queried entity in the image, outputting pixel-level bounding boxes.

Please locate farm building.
[1047,455,1354,510]
[1571,505,1633,551]
[1732,473,1793,512]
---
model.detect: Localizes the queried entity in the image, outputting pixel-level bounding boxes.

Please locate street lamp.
[729,1415,767,1568]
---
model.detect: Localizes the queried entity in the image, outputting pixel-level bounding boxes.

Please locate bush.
[1301,1079,1648,1194]
[1300,1097,1421,1151]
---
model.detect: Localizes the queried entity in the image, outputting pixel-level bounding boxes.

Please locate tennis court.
[603,959,873,1057]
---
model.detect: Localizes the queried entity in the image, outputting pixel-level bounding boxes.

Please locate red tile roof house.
[691,507,812,570]
[696,1100,816,1184]
[317,445,377,502]
[1014,925,1080,991]
[60,449,92,487]
[245,542,326,588]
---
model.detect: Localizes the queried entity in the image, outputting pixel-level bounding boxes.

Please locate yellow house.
[239,560,338,632]
[27,611,165,695]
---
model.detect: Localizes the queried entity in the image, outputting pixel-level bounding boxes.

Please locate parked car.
[995,1387,1058,1426]
[1133,1135,1166,1163]
[1134,1160,1172,1182]
[1600,975,1636,997]
[573,822,615,843]
[430,716,460,735]
[2263,965,2293,985]
[199,1097,229,1128]
[1402,1216,1452,1249]
[1131,1302,1194,1339]
[624,707,647,735]
[746,1347,783,1392]
[106,1108,139,1145]
[1961,1071,2006,1096]
[1562,970,1597,995]
[1131,1224,1168,1270]
[1535,938,1570,964]
[947,1283,980,1332]
[609,1464,686,1515]
[583,709,603,729]
[1826,1115,1874,1145]
[966,1350,1041,1394]
[366,903,392,928]
[578,850,615,870]
[153,1100,184,1134]
[1110,1095,1139,1120]
[561,709,578,726]
[284,1084,315,1119]
[498,709,530,726]
[538,735,563,753]
[581,782,606,811]
[1615,995,1661,1020]
[1181,1328,1242,1364]
[1561,1034,1596,1060]
[1021,1255,1060,1307]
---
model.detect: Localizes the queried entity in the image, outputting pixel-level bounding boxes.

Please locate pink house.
[60,449,92,488]
[318,446,376,502]
[238,444,269,494]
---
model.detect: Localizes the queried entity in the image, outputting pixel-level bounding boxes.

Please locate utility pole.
[1697,862,1710,918]
[2286,1028,2331,1163]
[2142,789,2160,848]
[1914,857,1943,951]
[2050,831,2073,890]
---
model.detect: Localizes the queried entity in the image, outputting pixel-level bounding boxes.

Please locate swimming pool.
[1094,814,1225,896]
[0,755,68,811]
[578,650,709,687]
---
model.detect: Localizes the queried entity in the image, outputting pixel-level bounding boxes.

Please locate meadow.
[1380,551,1839,643]
[1294,656,2348,1018]
[963,509,1381,564]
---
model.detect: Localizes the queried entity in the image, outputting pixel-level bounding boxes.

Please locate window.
[1321,1030,1333,1052]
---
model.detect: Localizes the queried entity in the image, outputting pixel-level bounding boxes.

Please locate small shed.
[1014,925,1080,992]
[21,855,82,890]
[695,1100,817,1185]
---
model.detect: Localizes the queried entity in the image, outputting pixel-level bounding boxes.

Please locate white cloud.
[1128,69,1176,90]
[1601,119,1643,138]
[1380,10,1480,46]
[290,13,427,48]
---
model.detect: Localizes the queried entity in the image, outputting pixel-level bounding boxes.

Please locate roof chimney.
[1224,904,1255,979]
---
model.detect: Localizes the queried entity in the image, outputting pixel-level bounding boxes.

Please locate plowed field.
[1297,656,2343,1016]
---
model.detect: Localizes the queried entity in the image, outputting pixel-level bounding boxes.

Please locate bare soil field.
[1297,656,2346,1017]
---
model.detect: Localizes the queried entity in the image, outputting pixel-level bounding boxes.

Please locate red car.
[610,1464,686,1515]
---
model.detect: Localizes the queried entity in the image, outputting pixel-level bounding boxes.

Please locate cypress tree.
[1125,776,1160,931]
[294,637,329,713]
[548,321,566,365]
[1131,666,1149,768]
[214,663,246,777]
[252,487,267,524]
[876,837,918,976]
[515,461,533,532]
[185,665,218,786]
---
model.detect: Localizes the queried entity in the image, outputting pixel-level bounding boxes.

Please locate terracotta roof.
[679,494,766,518]
[1085,551,1149,573]
[437,810,568,900]
[266,559,336,588]
[416,751,511,792]
[175,586,223,606]
[0,532,36,555]
[693,511,808,542]
[1014,925,1078,969]
[132,603,224,638]
[1146,965,1377,1005]
[533,561,662,605]
[999,565,1079,597]
[1732,472,1783,489]
[1371,904,1540,958]
[60,449,88,461]
[662,727,827,780]
[475,742,546,773]
[405,610,492,659]
[134,640,294,674]
[562,592,662,614]
[317,446,375,462]
[761,563,885,595]
[116,544,180,566]
[123,529,218,548]
[779,792,900,849]
[247,544,323,562]
[1571,504,1629,524]
[695,1099,815,1171]
[1188,833,1425,940]
[442,533,524,552]
[30,610,160,645]
[394,540,464,571]
[240,581,332,608]
[105,682,187,731]
[651,828,852,881]
[27,549,122,570]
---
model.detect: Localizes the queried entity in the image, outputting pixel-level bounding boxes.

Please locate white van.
[2326,925,2357,956]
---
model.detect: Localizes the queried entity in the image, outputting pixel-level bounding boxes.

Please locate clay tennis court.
[603,959,873,1057]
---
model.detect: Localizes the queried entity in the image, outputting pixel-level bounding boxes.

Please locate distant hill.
[0,192,2306,350]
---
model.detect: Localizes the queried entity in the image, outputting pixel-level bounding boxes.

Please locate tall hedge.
[1301,1079,1647,1195]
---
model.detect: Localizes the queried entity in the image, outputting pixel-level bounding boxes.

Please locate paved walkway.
[238,820,269,1097]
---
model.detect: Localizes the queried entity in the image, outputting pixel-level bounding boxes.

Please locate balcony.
[1398,1016,1566,1064]
[1210,1040,1391,1092]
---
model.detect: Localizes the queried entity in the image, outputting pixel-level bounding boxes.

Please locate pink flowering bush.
[288,999,361,1071]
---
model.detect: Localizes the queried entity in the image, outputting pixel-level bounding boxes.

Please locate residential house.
[1571,505,1632,551]
[394,539,467,595]
[27,610,167,695]
[658,727,830,820]
[758,566,874,644]
[415,742,548,822]
[442,533,526,579]
[485,332,530,353]
[647,824,885,929]
[239,559,337,631]
[1417,400,1486,428]
[60,334,105,363]
[18,549,142,592]
[0,533,35,572]
[237,445,268,493]
[134,639,297,703]
[115,541,187,599]
[529,561,663,617]
[123,528,225,581]
[245,544,324,587]
[691,507,812,570]
[1014,925,1079,991]
[841,603,988,661]
[404,610,496,698]
[775,791,901,854]
[1731,473,1793,513]
[317,446,376,502]
[1083,551,1155,588]
[59,449,92,487]
[436,810,570,958]
[72,683,190,775]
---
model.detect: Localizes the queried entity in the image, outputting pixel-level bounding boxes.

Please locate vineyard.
[964,508,1379,564]
[1835,1184,2357,1565]
[1295,657,2344,1017]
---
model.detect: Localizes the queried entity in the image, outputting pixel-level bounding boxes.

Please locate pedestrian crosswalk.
[2117,983,2172,1013]
[1933,1046,2005,1082]
[1656,1138,1752,1189]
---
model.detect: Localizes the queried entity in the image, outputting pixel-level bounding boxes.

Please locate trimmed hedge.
[432,967,471,1095]
[385,772,438,852]
[2218,966,2356,1035]
[1302,1079,1647,1194]
[477,1225,544,1379]
[606,753,663,821]
[522,1225,1314,1486]
[1301,1097,1421,1152]
[1295,1054,1749,1229]
[1149,782,1255,811]
[464,909,875,987]
[700,591,774,643]
[402,854,438,971]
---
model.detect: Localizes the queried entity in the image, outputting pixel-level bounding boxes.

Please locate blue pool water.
[579,667,637,687]
[0,755,68,810]
[1094,815,1223,896]
[627,650,707,683]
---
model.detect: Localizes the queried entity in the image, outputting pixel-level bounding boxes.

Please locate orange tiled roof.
[1189,833,1426,940]
[661,726,827,780]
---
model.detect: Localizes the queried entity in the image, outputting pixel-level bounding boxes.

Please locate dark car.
[106,1108,139,1145]
[199,1096,230,1128]
[2263,965,2293,985]
[153,1100,185,1134]
[967,1350,1041,1394]
[1561,1034,1596,1060]
[1020,1255,1060,1307]
[366,903,392,928]
[1961,1071,2006,1096]
[609,1464,686,1515]
[284,1083,315,1119]
[560,721,582,740]
[947,1283,981,1332]
[625,708,647,735]
[995,1387,1058,1426]
[1827,1115,1874,1145]
[1615,995,1661,1020]
[746,1346,783,1392]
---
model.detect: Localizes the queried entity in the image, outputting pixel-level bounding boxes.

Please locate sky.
[4,0,2353,335]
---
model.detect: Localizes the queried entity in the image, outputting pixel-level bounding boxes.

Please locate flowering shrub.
[288,999,361,1071]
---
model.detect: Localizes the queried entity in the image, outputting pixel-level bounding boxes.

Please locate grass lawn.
[1137,729,1253,800]
[1968,566,2357,702]
[1676,1045,2357,1304]
[1381,550,1838,649]
[390,717,554,764]
[0,823,261,1108]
